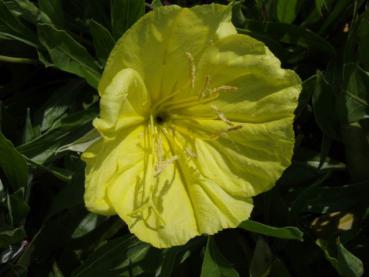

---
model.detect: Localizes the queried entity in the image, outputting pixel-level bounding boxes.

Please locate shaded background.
[1,0,369,276]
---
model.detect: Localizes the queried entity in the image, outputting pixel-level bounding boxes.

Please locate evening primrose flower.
[82,4,301,248]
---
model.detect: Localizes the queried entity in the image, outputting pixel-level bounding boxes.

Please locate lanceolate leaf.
[37,23,101,88]
[0,132,28,190]
[239,220,304,241]
[0,1,38,47]
[317,239,364,277]
[239,20,336,56]
[111,0,145,39]
[72,235,156,277]
[276,0,298,23]
[38,0,65,27]
[343,64,369,123]
[200,237,239,277]
[89,19,115,66]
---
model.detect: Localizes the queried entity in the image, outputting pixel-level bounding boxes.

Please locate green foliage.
[0,0,369,276]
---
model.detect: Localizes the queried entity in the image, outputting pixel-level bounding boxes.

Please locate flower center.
[154,111,169,125]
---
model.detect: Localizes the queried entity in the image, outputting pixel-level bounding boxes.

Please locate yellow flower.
[82,4,301,248]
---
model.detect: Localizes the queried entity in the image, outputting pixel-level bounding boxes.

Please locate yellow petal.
[175,118,295,196]
[99,4,236,102]
[93,68,150,138]
[178,33,301,118]
[84,4,302,249]
[82,125,147,215]
[107,129,253,248]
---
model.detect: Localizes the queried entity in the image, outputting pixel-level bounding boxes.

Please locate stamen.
[165,93,219,112]
[210,85,238,94]
[227,125,243,132]
[185,52,196,89]
[199,75,211,99]
[156,135,164,164]
[211,105,233,126]
[185,147,197,158]
[154,155,178,177]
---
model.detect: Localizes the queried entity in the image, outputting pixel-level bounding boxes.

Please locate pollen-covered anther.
[185,52,196,89]
[210,85,238,94]
[211,105,234,126]
[227,125,243,132]
[185,147,197,158]
[154,155,178,177]
[199,75,211,99]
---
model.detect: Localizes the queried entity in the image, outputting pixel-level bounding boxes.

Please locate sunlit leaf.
[317,239,364,277]
[239,220,303,241]
[37,23,101,88]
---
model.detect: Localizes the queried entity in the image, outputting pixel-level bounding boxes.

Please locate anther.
[185,52,196,89]
[154,155,178,177]
[211,105,234,126]
[210,85,238,94]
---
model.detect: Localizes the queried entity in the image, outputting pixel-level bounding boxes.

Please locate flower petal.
[93,68,150,138]
[169,33,300,197]
[83,125,148,215]
[178,34,301,120]
[82,139,114,215]
[172,115,294,197]
[99,4,236,101]
[106,129,253,248]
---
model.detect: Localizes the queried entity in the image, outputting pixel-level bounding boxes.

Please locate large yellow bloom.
[82,4,301,248]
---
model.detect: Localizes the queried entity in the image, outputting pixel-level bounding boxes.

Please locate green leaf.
[17,107,97,164]
[357,12,369,69]
[151,0,163,9]
[3,0,49,24]
[200,237,239,277]
[8,189,29,225]
[0,1,38,47]
[0,227,25,248]
[269,258,292,277]
[157,237,205,277]
[37,23,101,88]
[16,206,86,269]
[158,247,181,277]
[343,64,369,123]
[72,213,99,239]
[295,75,316,116]
[336,242,364,277]
[46,164,84,219]
[89,19,115,66]
[276,0,298,23]
[341,122,369,181]
[111,0,145,39]
[238,220,304,241]
[38,80,85,132]
[249,238,273,277]
[38,0,65,27]
[22,108,37,143]
[0,132,28,190]
[56,129,100,154]
[239,20,336,56]
[72,235,155,277]
[317,239,364,277]
[314,0,327,14]
[312,71,341,139]
[293,180,368,215]
[318,0,353,35]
